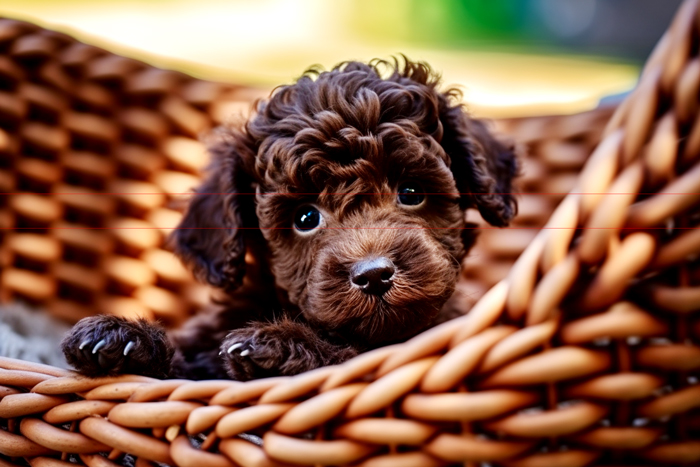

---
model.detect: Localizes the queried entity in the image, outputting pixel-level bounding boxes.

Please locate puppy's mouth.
[302,239,459,345]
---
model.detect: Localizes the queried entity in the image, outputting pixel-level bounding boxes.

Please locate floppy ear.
[438,101,519,227]
[170,131,256,292]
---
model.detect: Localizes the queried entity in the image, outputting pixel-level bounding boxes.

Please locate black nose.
[350,257,395,295]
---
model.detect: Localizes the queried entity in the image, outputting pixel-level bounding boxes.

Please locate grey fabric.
[0,302,70,368]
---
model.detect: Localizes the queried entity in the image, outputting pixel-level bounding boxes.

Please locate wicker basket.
[0,18,268,326]
[2,0,700,465]
[0,17,614,328]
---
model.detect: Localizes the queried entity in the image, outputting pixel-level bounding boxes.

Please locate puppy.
[62,59,518,381]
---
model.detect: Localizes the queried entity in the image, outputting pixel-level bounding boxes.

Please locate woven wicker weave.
[3,0,700,465]
[0,17,267,326]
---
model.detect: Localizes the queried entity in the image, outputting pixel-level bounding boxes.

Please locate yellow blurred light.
[1,0,639,118]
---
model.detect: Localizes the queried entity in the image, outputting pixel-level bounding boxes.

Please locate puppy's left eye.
[294,205,323,231]
[397,184,425,206]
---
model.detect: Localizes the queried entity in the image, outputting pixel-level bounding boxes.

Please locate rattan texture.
[3,0,700,465]
[0,17,266,326]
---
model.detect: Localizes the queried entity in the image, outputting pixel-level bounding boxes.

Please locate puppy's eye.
[397,184,425,206]
[294,206,323,231]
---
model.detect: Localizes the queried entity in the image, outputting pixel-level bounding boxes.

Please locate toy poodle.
[61,58,518,381]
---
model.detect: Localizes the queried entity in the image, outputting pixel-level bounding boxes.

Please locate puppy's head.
[172,59,518,345]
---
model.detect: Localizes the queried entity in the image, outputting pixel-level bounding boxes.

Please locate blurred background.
[0,0,683,117]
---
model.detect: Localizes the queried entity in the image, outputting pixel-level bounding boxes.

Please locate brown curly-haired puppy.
[62,59,518,381]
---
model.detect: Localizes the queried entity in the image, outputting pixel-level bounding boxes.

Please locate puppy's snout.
[350,257,395,295]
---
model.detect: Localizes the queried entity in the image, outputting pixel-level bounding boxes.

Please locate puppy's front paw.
[221,328,281,381]
[220,321,358,381]
[61,315,173,378]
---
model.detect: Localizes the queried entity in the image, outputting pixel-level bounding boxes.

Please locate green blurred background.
[0,0,683,117]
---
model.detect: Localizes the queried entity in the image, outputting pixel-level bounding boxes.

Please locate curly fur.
[63,58,518,381]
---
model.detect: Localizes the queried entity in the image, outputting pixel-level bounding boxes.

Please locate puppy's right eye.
[398,184,425,206]
[294,206,323,232]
